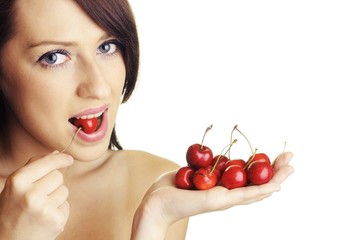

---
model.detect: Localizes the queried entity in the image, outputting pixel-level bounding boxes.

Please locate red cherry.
[246,160,273,185]
[221,165,247,190]
[247,152,271,165]
[73,118,98,134]
[210,155,229,173]
[186,125,214,169]
[175,166,195,189]
[210,139,237,177]
[207,165,222,180]
[186,144,213,169]
[232,125,271,169]
[223,159,246,171]
[192,168,218,190]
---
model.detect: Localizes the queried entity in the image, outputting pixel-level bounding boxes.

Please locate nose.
[76,58,111,99]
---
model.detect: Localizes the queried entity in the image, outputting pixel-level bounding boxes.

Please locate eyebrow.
[28,40,77,49]
[28,34,113,49]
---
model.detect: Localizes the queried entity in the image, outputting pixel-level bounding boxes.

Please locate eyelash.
[37,39,121,70]
[37,49,70,70]
[98,39,121,57]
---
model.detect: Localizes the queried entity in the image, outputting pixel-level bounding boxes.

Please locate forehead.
[13,0,105,43]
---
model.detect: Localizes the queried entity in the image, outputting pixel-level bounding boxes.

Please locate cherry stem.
[209,139,237,175]
[271,141,287,167]
[200,124,213,150]
[244,148,258,170]
[233,125,254,155]
[228,125,234,159]
[223,139,238,157]
[282,141,287,153]
[61,127,82,153]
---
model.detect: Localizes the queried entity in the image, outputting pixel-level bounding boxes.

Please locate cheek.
[6,84,64,128]
[2,66,69,128]
[108,58,126,99]
[0,60,65,145]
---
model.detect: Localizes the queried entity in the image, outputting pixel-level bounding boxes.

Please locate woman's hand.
[0,151,73,240]
[132,152,294,240]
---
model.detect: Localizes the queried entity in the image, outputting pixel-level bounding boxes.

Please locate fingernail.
[66,155,74,164]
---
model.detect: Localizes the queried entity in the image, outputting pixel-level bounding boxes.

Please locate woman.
[0,0,294,239]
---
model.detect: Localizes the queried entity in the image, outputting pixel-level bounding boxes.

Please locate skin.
[0,0,294,239]
[0,0,187,239]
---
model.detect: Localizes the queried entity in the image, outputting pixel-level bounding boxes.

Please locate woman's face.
[0,0,126,160]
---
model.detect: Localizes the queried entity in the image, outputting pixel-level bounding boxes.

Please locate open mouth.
[69,111,104,134]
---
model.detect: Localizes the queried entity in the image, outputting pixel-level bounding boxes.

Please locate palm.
[143,152,294,225]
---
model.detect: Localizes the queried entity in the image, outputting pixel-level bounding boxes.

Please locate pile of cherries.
[175,125,275,190]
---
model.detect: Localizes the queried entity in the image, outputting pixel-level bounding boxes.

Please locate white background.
[117,1,342,239]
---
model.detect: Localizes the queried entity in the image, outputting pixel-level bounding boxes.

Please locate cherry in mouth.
[69,114,103,134]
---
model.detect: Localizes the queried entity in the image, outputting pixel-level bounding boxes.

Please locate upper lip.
[70,104,109,119]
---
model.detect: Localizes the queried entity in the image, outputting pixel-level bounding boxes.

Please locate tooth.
[94,112,103,118]
[75,111,103,120]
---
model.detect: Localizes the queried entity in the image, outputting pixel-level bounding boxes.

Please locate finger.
[33,170,64,195]
[48,185,69,209]
[58,201,70,219]
[16,153,73,183]
[156,170,281,208]
[272,151,293,170]
[156,182,281,221]
[269,165,294,184]
[240,193,273,205]
[46,201,70,235]
[26,150,59,164]
[184,185,275,216]
[207,183,281,210]
[237,182,283,205]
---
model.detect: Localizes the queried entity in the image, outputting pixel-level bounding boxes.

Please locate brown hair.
[0,0,140,150]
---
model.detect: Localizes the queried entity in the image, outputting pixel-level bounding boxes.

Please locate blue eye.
[44,53,58,64]
[97,40,120,55]
[38,49,70,68]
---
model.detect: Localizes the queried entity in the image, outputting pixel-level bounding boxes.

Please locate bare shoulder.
[115,149,179,173]
[129,150,179,167]
[105,149,180,187]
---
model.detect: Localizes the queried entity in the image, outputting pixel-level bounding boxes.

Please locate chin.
[69,141,110,162]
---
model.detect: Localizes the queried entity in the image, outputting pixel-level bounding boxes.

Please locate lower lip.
[70,110,109,143]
